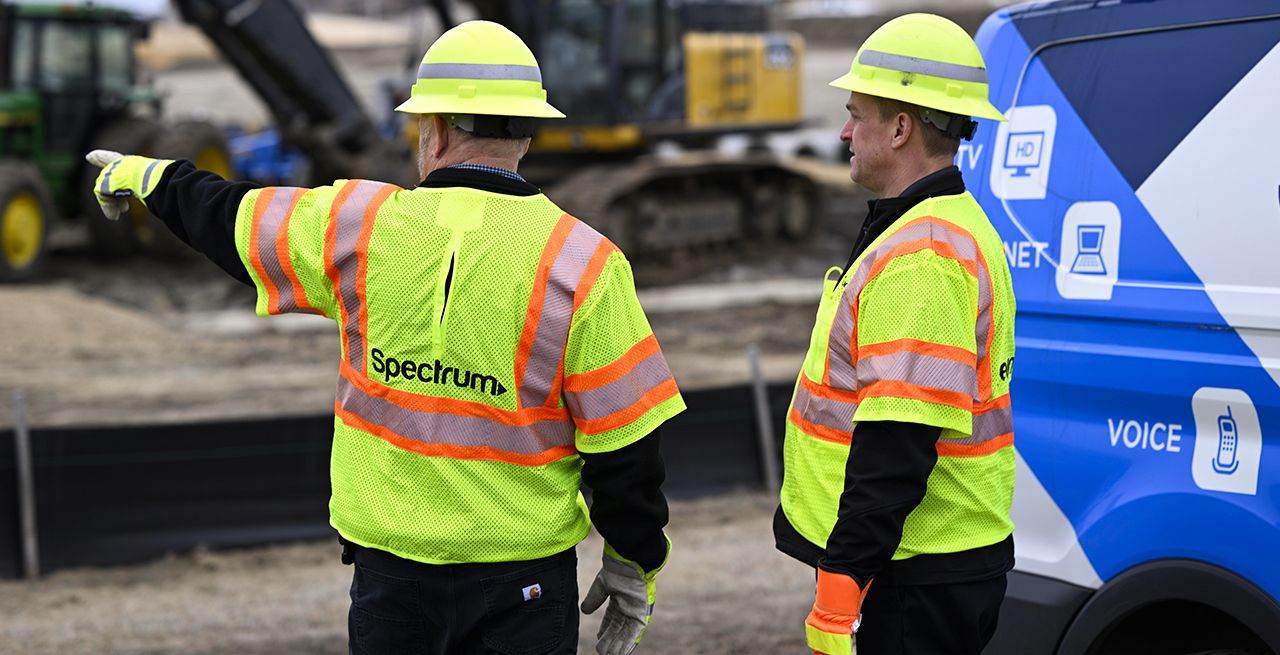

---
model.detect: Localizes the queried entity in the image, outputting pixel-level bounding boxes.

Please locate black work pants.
[856,575,1007,655]
[344,541,579,655]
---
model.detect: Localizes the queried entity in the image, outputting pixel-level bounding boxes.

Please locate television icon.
[1004,131,1045,177]
[1070,225,1107,275]
[990,105,1056,200]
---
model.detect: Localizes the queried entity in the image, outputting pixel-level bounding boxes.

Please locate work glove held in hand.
[580,540,668,655]
[805,567,871,655]
[84,150,175,221]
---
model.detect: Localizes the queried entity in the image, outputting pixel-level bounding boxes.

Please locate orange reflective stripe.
[515,214,575,407]
[356,184,395,371]
[937,431,1012,457]
[326,180,398,373]
[858,379,973,411]
[272,188,321,314]
[335,402,576,467]
[335,364,577,465]
[826,216,985,392]
[564,335,661,392]
[247,188,279,311]
[565,345,675,423]
[858,338,976,367]
[575,378,679,435]
[974,245,996,401]
[340,361,567,426]
[574,238,616,312]
[801,371,859,403]
[517,217,606,409]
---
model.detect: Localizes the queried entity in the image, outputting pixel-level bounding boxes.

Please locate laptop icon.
[1071,225,1107,275]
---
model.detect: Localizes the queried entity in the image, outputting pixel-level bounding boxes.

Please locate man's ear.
[432,115,450,158]
[890,112,913,150]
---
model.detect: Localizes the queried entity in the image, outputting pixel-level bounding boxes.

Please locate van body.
[966,1,1280,652]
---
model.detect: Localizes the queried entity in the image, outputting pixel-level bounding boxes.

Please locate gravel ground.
[0,493,814,655]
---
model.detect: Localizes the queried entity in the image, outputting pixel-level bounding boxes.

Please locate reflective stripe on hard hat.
[857,49,987,84]
[418,62,542,83]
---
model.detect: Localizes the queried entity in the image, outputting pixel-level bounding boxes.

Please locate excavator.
[175,0,834,255]
[430,0,834,253]
[0,0,833,280]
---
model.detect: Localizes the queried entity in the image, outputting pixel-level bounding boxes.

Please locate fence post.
[13,390,39,579]
[747,345,781,493]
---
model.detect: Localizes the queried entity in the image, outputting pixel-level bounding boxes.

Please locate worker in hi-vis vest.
[774,14,1017,655]
[86,21,683,655]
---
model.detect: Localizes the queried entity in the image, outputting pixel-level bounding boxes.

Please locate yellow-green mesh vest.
[780,191,1016,559]
[233,180,684,564]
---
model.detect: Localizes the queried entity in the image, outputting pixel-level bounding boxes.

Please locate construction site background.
[2,1,1015,653]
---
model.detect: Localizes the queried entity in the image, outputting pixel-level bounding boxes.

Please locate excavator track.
[544,153,849,260]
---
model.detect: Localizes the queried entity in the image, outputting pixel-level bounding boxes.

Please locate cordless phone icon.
[1213,406,1240,475]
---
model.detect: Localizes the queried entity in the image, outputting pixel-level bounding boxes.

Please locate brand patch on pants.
[522,584,542,601]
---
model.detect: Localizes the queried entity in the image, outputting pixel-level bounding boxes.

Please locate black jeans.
[344,541,579,655]
[856,575,1007,655]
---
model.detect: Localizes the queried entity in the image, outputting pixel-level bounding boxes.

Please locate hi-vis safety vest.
[234,179,685,564]
[781,191,1016,559]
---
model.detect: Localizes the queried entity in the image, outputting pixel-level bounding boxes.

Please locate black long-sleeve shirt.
[146,162,670,572]
[774,166,1014,587]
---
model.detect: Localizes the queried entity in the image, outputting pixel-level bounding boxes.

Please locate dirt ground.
[0,493,815,655]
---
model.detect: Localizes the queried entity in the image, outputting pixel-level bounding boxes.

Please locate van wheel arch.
[1057,559,1280,655]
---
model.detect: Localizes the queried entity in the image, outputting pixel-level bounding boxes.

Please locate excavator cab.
[514,0,804,154]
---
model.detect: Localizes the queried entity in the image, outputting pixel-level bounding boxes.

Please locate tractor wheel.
[0,160,53,282]
[82,117,162,256]
[145,120,235,258]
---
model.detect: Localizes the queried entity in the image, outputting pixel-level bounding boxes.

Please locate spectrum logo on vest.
[370,348,508,396]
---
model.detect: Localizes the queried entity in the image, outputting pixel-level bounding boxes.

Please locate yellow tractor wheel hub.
[2,191,44,269]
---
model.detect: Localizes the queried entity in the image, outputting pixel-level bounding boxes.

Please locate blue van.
[966,1,1280,653]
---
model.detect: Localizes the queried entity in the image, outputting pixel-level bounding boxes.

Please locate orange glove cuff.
[814,568,872,626]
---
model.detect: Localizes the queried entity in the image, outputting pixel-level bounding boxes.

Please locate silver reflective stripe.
[793,380,858,437]
[336,374,576,459]
[564,351,674,422]
[254,187,306,313]
[829,216,985,394]
[418,62,542,83]
[858,49,987,84]
[330,180,396,373]
[946,398,1013,445]
[139,160,161,197]
[856,351,976,399]
[519,220,603,409]
[98,159,123,196]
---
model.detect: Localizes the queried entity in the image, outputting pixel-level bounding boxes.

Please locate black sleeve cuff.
[820,420,941,586]
[579,430,669,572]
[146,160,259,286]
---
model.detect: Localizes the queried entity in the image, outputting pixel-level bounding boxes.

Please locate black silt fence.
[0,383,792,578]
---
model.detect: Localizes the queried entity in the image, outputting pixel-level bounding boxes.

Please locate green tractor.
[0,1,233,281]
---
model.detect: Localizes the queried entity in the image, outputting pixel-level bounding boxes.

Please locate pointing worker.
[86,21,683,655]
[773,14,1018,655]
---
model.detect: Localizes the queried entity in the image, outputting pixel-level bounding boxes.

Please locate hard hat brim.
[830,72,1007,122]
[394,94,566,119]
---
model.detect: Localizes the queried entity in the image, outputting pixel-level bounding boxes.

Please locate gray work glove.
[581,540,669,655]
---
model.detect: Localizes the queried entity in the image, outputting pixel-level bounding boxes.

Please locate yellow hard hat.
[395,20,564,119]
[830,13,1005,122]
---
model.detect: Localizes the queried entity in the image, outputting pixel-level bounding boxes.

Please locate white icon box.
[990,105,1057,200]
[1056,201,1121,300]
[1191,387,1262,496]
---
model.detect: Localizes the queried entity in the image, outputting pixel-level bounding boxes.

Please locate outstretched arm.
[87,151,259,285]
